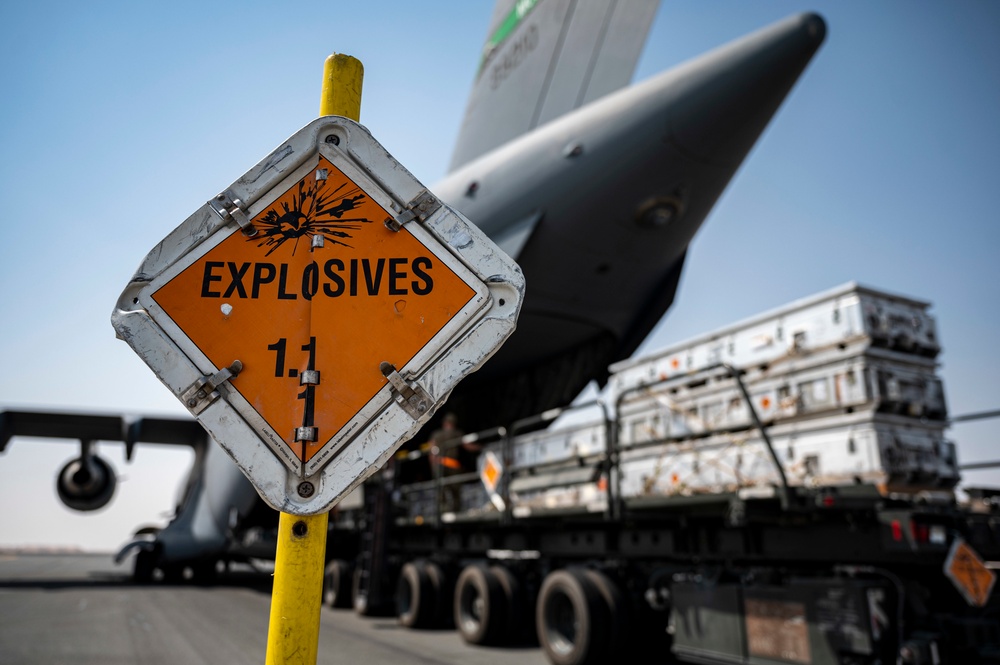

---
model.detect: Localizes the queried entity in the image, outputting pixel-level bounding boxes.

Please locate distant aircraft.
[0,1,826,580]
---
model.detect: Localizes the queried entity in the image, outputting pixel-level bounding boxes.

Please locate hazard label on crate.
[944,538,996,607]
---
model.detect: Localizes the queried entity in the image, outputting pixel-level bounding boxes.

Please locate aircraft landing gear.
[133,549,155,584]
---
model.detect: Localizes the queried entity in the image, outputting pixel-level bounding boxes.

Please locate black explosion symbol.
[253,171,372,256]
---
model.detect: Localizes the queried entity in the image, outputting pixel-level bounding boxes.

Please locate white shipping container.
[511,483,606,514]
[494,421,608,470]
[617,349,946,441]
[426,285,958,515]
[500,414,958,514]
[610,283,939,398]
[617,411,958,499]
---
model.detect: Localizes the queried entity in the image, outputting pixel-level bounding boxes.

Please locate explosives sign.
[479,450,505,511]
[113,117,523,514]
[148,155,478,472]
[944,538,996,608]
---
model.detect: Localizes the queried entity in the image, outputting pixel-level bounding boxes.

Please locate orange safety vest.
[439,456,462,470]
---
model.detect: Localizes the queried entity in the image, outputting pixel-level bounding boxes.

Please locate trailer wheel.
[397,561,436,628]
[582,569,628,654]
[422,560,452,627]
[490,565,528,641]
[352,567,376,616]
[323,559,353,608]
[454,565,506,645]
[537,569,609,665]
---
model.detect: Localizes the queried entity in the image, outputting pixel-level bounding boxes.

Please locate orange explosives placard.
[944,538,996,607]
[151,156,476,470]
[114,115,523,513]
[480,451,502,493]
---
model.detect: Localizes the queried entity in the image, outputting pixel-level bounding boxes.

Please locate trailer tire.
[490,565,528,641]
[537,569,610,665]
[422,560,452,627]
[397,561,436,628]
[324,559,353,608]
[583,569,628,654]
[454,565,506,645]
[352,567,377,617]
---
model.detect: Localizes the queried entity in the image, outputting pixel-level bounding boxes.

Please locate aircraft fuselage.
[433,13,826,429]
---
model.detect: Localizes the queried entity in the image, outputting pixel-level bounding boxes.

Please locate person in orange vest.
[429,413,478,511]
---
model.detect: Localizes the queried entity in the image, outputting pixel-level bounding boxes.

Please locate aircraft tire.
[536,568,610,665]
[133,549,155,585]
[454,564,506,645]
[190,559,218,585]
[324,559,354,609]
[160,564,185,585]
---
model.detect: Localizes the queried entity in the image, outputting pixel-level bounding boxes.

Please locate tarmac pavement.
[0,552,549,665]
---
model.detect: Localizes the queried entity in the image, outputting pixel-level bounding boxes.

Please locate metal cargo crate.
[610,283,939,397]
[617,411,959,499]
[510,479,607,515]
[495,421,608,470]
[616,350,946,441]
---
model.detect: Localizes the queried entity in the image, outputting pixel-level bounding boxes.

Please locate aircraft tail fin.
[449,0,660,171]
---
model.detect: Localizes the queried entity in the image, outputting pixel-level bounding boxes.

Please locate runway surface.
[0,552,550,665]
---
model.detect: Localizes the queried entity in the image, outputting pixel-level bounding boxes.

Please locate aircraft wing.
[0,409,204,460]
[449,0,660,170]
[1,408,206,513]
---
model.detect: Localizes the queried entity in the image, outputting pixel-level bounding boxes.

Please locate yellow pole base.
[265,511,330,665]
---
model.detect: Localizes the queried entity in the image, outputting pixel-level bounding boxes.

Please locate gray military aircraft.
[0,1,825,580]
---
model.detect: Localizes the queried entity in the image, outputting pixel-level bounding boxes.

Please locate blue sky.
[1,1,997,549]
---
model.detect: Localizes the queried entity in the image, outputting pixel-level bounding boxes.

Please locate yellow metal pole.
[319,54,364,119]
[264,53,364,665]
[265,512,330,665]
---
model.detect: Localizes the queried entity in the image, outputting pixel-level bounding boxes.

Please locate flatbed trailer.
[323,285,999,664]
[325,420,999,665]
